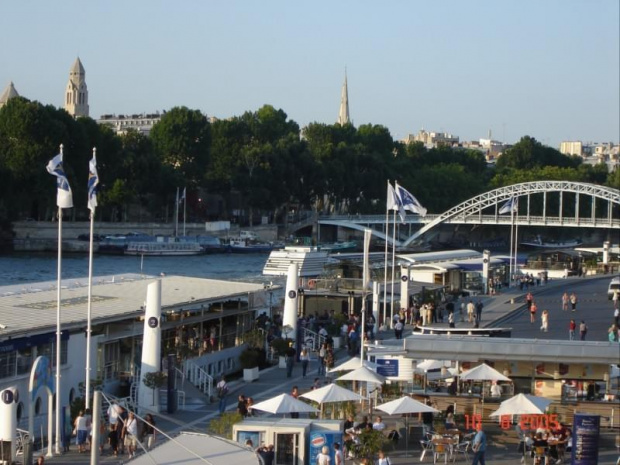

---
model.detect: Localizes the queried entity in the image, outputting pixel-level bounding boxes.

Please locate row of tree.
[0,97,617,224]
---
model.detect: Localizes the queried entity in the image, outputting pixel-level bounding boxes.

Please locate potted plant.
[143,371,167,412]
[354,429,391,465]
[240,348,261,382]
[270,337,291,369]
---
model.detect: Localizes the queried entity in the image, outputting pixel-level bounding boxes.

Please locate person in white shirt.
[333,443,343,465]
[372,416,386,431]
[490,382,502,398]
[376,450,391,465]
[123,412,139,458]
[317,446,331,465]
[107,403,120,426]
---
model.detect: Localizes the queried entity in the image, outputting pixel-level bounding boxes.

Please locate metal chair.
[420,438,434,462]
[532,446,548,465]
[433,443,450,464]
[452,441,471,462]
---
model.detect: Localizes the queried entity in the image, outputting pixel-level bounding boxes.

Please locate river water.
[0,252,282,286]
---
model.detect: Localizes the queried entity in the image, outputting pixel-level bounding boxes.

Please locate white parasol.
[249,393,318,415]
[489,393,552,417]
[300,383,366,404]
[459,363,512,381]
[376,396,439,456]
[414,359,452,373]
[336,366,386,384]
[328,357,377,373]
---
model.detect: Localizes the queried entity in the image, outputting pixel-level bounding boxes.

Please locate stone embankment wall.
[11,221,278,252]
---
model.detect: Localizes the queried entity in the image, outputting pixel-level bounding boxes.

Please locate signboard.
[308,432,342,465]
[237,431,262,448]
[376,359,399,377]
[571,414,600,465]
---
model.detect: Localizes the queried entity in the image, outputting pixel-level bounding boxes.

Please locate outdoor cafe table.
[431,437,456,463]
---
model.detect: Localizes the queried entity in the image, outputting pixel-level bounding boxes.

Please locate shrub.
[208,412,243,439]
[239,348,261,369]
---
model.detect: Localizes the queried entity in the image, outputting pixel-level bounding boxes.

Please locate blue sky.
[1,0,618,147]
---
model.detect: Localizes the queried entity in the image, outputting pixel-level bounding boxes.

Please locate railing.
[15,428,30,457]
[184,360,213,400]
[301,327,326,352]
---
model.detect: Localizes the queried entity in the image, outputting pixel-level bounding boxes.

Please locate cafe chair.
[452,441,471,462]
[433,443,450,464]
[532,446,548,465]
[419,438,434,461]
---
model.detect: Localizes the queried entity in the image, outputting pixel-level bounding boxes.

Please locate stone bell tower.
[64,57,89,118]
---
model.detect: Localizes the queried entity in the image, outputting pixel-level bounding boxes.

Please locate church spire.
[0,81,19,108]
[337,69,350,125]
[64,57,89,118]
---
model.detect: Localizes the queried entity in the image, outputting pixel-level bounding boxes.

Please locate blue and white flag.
[386,181,406,222]
[499,197,518,214]
[395,182,427,217]
[46,153,73,209]
[87,152,99,211]
[178,187,186,204]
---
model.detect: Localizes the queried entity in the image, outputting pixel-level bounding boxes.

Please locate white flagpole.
[360,229,371,365]
[509,205,514,286]
[85,147,96,408]
[183,189,187,236]
[383,182,390,332]
[514,218,519,281]
[54,144,63,455]
[174,187,179,237]
[390,209,397,328]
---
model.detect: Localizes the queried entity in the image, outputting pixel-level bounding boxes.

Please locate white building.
[98,113,164,136]
[559,141,583,157]
[403,129,459,148]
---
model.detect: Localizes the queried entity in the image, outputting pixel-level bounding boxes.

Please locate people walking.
[285,342,296,378]
[216,375,229,414]
[394,320,403,339]
[570,292,578,312]
[579,320,588,340]
[526,292,533,311]
[317,445,331,465]
[467,300,475,323]
[562,292,569,311]
[471,423,487,465]
[74,410,90,454]
[300,347,310,377]
[142,413,156,450]
[569,319,576,340]
[318,343,326,376]
[540,310,549,332]
[475,300,484,323]
[530,301,538,324]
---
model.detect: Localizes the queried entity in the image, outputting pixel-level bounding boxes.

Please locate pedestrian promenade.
[39,274,619,465]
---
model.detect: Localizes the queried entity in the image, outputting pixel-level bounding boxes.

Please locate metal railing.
[184,360,213,400]
[301,327,326,352]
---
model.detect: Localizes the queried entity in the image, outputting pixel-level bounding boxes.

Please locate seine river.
[0,252,283,286]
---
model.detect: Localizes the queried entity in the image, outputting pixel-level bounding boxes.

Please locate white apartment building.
[403,129,459,148]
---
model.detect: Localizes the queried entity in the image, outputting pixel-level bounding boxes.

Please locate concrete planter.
[243,367,259,382]
[279,356,287,368]
[332,336,342,349]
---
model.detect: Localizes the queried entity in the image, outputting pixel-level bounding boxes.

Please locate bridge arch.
[403,181,620,245]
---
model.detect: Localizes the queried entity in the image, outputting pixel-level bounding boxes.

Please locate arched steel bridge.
[315,181,620,246]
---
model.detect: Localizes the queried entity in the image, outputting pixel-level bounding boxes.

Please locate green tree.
[496,136,581,171]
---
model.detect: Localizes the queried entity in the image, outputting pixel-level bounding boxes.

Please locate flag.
[395,181,427,217]
[362,228,372,290]
[179,187,186,204]
[87,152,99,211]
[46,153,73,209]
[387,181,406,222]
[499,197,518,214]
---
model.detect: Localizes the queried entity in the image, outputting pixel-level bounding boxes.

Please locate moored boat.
[125,241,203,256]
[520,235,582,249]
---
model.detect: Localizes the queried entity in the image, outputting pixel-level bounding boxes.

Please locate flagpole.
[509,206,515,286]
[54,145,63,455]
[183,189,187,236]
[514,223,519,282]
[360,229,371,366]
[85,148,96,408]
[383,182,390,332]
[174,187,179,237]
[390,209,397,329]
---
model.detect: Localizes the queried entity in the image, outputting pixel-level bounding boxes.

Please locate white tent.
[336,366,386,384]
[328,356,377,373]
[300,383,366,404]
[414,359,452,373]
[249,393,318,415]
[460,363,511,382]
[489,393,552,417]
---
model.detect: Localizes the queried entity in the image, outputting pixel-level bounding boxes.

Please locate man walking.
[471,423,487,465]
[285,342,296,378]
[475,300,484,323]
[467,300,475,323]
[216,375,229,414]
[570,292,578,312]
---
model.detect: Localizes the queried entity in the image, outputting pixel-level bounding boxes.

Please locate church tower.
[64,57,89,118]
[0,81,19,108]
[337,70,350,125]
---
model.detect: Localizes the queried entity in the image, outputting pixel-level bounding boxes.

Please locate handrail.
[184,360,213,400]
[174,366,186,391]
[301,327,326,352]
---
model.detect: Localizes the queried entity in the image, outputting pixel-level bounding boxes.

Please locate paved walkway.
[37,274,620,464]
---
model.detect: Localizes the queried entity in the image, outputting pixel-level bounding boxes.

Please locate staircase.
[302,327,326,351]
[184,360,214,402]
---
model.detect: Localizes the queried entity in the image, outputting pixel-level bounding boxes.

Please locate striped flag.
[87,152,99,211]
[499,197,518,214]
[46,153,73,209]
[395,181,427,217]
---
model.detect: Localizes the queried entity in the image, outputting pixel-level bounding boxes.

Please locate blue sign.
[237,431,261,448]
[308,432,342,465]
[571,413,600,465]
[376,359,399,377]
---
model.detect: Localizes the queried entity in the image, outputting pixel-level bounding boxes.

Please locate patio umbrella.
[336,366,386,384]
[376,396,439,456]
[328,356,377,373]
[489,393,552,417]
[249,393,318,415]
[459,363,511,382]
[414,359,452,373]
[300,383,366,418]
[489,393,552,462]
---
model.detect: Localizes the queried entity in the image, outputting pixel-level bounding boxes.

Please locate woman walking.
[530,301,538,324]
[561,292,569,311]
[568,319,576,340]
[74,410,90,454]
[540,310,549,332]
[579,320,588,340]
[300,347,310,377]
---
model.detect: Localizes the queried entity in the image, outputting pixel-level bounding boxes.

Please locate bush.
[270,337,292,356]
[208,412,243,439]
[239,348,261,369]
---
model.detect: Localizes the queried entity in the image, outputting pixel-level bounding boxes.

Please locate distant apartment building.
[403,129,459,148]
[460,138,507,161]
[97,113,164,136]
[559,141,583,157]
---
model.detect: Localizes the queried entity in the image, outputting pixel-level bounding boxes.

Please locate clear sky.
[1,0,618,148]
